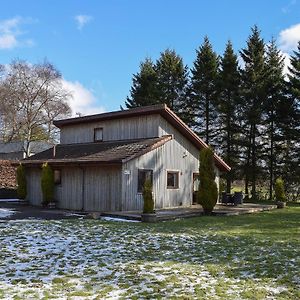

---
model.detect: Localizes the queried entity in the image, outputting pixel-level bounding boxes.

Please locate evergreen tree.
[274,177,286,202]
[16,164,27,200]
[240,26,267,200]
[41,163,54,205]
[284,41,300,193]
[142,179,154,213]
[218,40,241,193]
[156,49,189,119]
[263,38,286,200]
[189,36,219,145]
[197,147,218,213]
[125,58,159,108]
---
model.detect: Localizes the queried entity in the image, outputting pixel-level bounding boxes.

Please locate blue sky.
[1,0,300,115]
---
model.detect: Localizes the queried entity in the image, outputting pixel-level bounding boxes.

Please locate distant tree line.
[125,26,300,201]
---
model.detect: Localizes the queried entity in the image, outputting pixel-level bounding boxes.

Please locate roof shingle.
[22,136,172,166]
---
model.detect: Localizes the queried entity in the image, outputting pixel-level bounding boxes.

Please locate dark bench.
[221,192,243,206]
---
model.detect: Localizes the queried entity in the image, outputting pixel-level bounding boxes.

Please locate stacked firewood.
[0,160,17,188]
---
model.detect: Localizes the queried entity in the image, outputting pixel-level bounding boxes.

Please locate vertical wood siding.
[84,166,121,211]
[26,168,43,206]
[57,167,83,210]
[121,116,220,211]
[60,115,160,144]
[55,165,122,211]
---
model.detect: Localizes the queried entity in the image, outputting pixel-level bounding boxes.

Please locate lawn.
[0,205,299,299]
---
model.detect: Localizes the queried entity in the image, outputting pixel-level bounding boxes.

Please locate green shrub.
[41,162,54,205]
[275,177,286,202]
[143,178,154,213]
[16,164,27,199]
[197,147,218,213]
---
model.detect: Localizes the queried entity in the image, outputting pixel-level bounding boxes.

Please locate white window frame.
[166,170,180,189]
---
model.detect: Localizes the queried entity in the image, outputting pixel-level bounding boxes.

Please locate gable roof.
[21,136,172,166]
[54,104,231,172]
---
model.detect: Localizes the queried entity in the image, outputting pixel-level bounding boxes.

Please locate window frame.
[137,169,153,193]
[166,170,180,189]
[94,127,103,142]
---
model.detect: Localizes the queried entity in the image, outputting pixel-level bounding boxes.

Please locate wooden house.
[21,104,230,211]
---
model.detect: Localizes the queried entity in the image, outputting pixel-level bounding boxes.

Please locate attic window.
[94,128,103,142]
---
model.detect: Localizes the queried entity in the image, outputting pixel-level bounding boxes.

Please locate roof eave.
[20,159,122,167]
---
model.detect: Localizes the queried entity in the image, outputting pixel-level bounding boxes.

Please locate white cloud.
[61,79,105,116]
[74,15,93,30]
[0,17,35,49]
[0,34,17,49]
[278,23,300,52]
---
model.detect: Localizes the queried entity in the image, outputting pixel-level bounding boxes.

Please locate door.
[192,173,200,204]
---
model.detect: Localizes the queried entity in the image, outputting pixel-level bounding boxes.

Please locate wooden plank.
[60,114,160,144]
[121,115,220,211]
[26,168,43,206]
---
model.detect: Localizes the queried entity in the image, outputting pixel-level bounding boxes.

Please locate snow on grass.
[0,199,23,202]
[0,208,16,218]
[100,216,140,222]
[0,207,299,299]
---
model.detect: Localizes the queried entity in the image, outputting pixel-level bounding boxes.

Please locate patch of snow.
[0,208,16,218]
[64,213,86,217]
[0,198,21,202]
[101,216,140,222]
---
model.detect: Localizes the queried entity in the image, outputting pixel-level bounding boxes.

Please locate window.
[54,170,61,185]
[167,171,179,189]
[137,169,153,193]
[94,127,103,142]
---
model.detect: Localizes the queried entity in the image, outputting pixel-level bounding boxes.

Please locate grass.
[0,204,299,299]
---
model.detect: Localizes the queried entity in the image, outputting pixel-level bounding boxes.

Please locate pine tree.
[125,58,159,108]
[218,40,241,193]
[284,41,300,193]
[189,36,219,145]
[156,49,189,119]
[197,147,218,213]
[263,38,286,200]
[240,26,267,200]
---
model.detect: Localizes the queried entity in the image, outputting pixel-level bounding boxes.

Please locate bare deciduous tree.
[0,59,72,157]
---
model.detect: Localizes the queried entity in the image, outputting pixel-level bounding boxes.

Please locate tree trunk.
[205,94,209,144]
[251,126,257,200]
[269,116,274,201]
[244,125,252,200]
[226,115,232,193]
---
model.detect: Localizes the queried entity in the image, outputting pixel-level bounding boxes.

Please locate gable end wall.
[60,115,160,144]
[121,116,220,210]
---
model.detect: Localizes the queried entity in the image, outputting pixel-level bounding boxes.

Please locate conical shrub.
[197,147,218,213]
[143,178,154,213]
[41,162,54,205]
[16,164,27,199]
[274,177,286,202]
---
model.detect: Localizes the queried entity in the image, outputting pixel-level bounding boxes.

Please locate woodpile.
[0,160,17,188]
